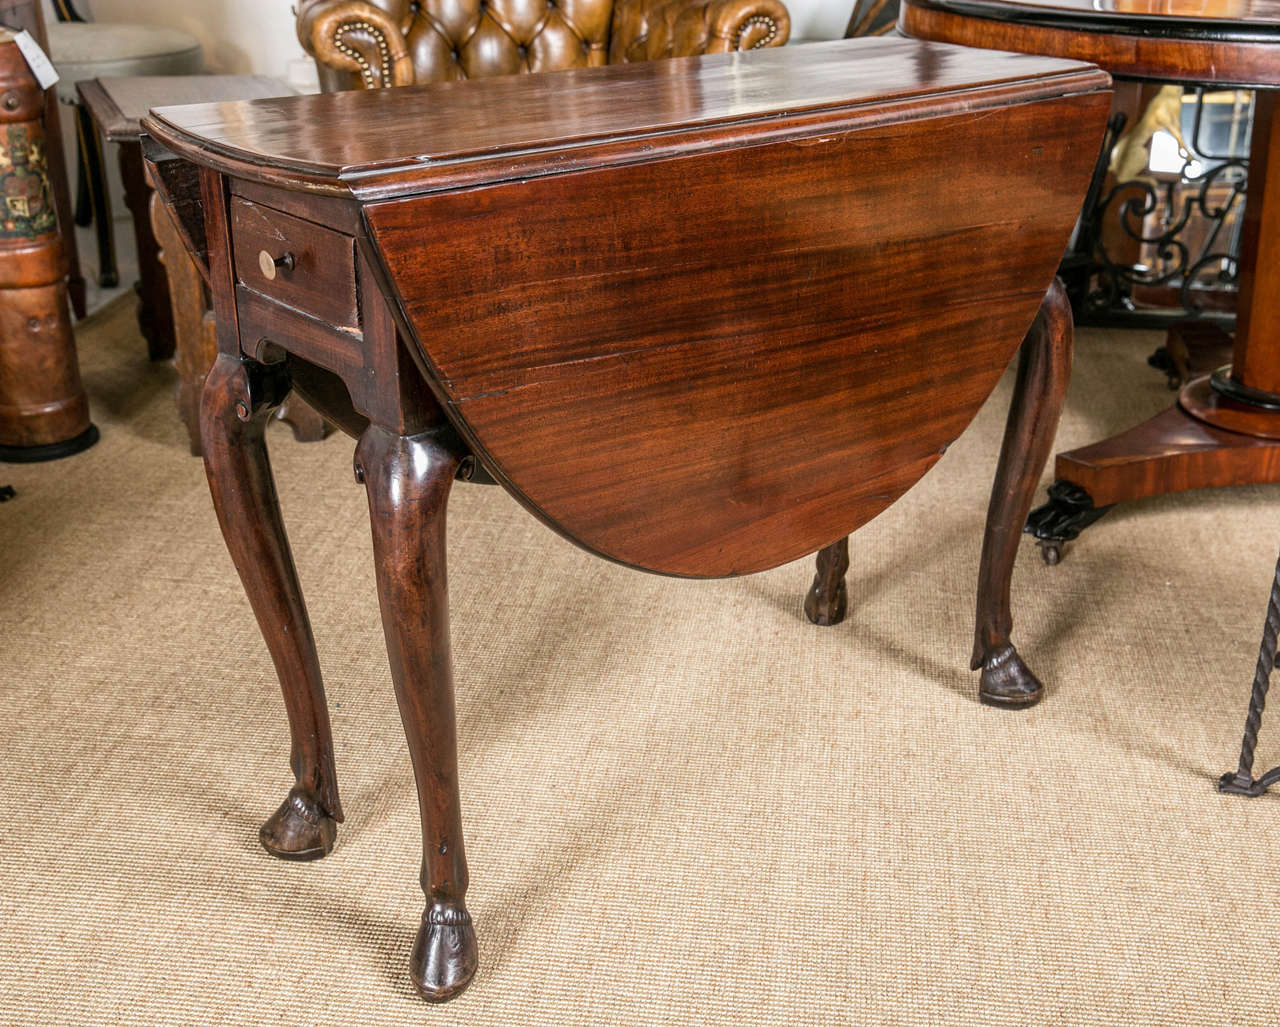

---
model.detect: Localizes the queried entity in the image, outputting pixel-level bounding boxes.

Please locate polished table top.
[143,37,1111,577]
[145,38,1099,198]
[903,0,1280,562]
[910,0,1280,30]
[146,38,1119,1001]
[901,0,1280,85]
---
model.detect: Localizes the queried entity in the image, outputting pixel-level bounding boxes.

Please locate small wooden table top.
[900,0,1280,86]
[79,75,293,143]
[142,39,1111,1001]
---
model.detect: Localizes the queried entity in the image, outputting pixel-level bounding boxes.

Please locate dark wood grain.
[971,279,1072,707]
[1233,91,1280,392]
[355,423,477,1003]
[1179,373,1280,440]
[804,536,850,626]
[367,87,1109,576]
[1054,400,1280,506]
[909,0,1280,31]
[146,150,209,283]
[148,38,1115,1002]
[142,38,1106,197]
[200,351,344,858]
[231,198,358,329]
[808,281,1073,706]
[151,191,213,455]
[199,165,344,854]
[118,141,174,360]
[901,0,1280,86]
[90,75,293,142]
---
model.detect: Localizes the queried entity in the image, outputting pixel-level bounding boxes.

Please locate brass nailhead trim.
[332,20,395,89]
[737,15,776,48]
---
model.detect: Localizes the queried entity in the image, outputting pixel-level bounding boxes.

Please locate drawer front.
[231,197,359,330]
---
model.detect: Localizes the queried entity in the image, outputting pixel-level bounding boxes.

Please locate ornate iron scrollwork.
[1085,157,1245,317]
[1070,88,1252,325]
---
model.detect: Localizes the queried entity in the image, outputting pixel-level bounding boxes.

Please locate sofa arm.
[296,0,415,91]
[610,0,790,63]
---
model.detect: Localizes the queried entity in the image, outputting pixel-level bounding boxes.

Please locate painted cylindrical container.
[0,29,95,461]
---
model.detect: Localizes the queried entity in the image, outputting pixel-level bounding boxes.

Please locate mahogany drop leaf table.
[142,38,1111,1001]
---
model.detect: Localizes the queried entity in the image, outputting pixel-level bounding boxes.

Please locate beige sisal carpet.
[3,296,1280,1025]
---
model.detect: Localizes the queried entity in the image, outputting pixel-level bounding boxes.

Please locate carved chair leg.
[805,536,850,626]
[201,352,343,857]
[972,278,1072,708]
[355,424,477,1003]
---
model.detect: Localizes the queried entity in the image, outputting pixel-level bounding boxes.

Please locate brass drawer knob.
[258,250,295,280]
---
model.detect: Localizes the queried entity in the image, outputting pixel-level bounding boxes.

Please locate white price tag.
[11,30,59,90]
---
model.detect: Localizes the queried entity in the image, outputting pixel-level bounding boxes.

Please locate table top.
[145,36,1112,576]
[901,0,1280,85]
[80,75,294,142]
[910,0,1280,32]
[143,37,1103,200]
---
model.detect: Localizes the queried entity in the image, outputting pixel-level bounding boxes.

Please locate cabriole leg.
[355,423,477,1002]
[805,536,850,626]
[972,279,1073,708]
[201,352,343,857]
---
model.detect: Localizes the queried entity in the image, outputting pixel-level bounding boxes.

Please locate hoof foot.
[978,645,1043,709]
[804,577,847,626]
[411,903,478,1002]
[259,787,337,861]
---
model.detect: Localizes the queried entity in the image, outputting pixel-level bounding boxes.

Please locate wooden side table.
[78,75,332,454]
[143,39,1111,1000]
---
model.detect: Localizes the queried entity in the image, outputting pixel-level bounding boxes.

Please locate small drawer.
[231,197,359,330]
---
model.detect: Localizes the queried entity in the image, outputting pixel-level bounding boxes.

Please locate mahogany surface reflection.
[919,0,1280,28]
[148,39,1110,576]
[142,38,1112,1000]
[901,0,1280,85]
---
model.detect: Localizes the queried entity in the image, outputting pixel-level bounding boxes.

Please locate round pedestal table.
[900,0,1280,555]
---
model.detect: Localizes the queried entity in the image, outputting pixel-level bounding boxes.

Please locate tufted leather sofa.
[297,0,790,93]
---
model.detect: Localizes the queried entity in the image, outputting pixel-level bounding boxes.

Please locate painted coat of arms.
[0,123,56,241]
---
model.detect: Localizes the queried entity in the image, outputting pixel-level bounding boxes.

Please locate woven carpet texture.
[2,296,1279,1025]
